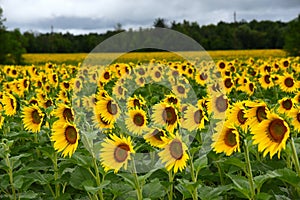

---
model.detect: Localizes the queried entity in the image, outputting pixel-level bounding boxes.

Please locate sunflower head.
[100,134,135,173]
[251,113,290,159]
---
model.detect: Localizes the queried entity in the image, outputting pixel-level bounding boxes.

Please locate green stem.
[53,152,60,198]
[5,155,16,200]
[188,151,198,200]
[168,170,174,200]
[132,160,143,200]
[33,133,40,157]
[92,157,104,200]
[216,162,225,186]
[290,137,300,176]
[244,140,255,200]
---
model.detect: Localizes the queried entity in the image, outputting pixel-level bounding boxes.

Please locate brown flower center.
[297,113,300,123]
[63,82,70,89]
[200,73,208,80]
[283,60,289,67]
[237,109,247,124]
[284,77,294,88]
[224,78,233,88]
[282,99,293,110]
[249,83,254,92]
[162,107,177,125]
[219,62,225,69]
[76,80,81,89]
[194,109,203,124]
[155,71,161,78]
[107,100,118,115]
[177,86,185,94]
[268,119,287,143]
[256,106,267,122]
[264,75,271,84]
[65,126,78,144]
[114,144,130,162]
[31,109,42,124]
[103,71,110,80]
[169,139,183,160]
[10,98,15,109]
[133,99,140,107]
[215,95,228,113]
[63,108,74,122]
[224,129,237,147]
[152,129,164,141]
[133,113,145,126]
[167,97,178,105]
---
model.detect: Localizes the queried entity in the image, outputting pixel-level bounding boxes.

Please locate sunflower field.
[0,54,300,200]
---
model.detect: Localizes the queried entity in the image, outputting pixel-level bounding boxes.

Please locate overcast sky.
[1,0,299,34]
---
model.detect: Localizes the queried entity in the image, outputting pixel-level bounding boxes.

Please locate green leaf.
[32,172,53,185]
[222,157,246,170]
[256,192,273,200]
[117,173,136,188]
[226,174,251,199]
[198,185,233,200]
[13,175,24,189]
[83,180,111,195]
[70,166,95,190]
[269,168,300,188]
[71,152,93,168]
[18,191,38,199]
[143,178,166,199]
[194,154,208,173]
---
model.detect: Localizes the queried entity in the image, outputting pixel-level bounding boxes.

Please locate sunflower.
[135,76,145,87]
[51,121,80,158]
[100,134,135,173]
[278,73,298,93]
[182,104,207,131]
[2,93,17,116]
[195,71,208,86]
[294,92,300,105]
[22,104,44,133]
[150,68,163,82]
[251,113,290,159]
[223,77,234,93]
[127,95,146,110]
[244,81,256,96]
[290,109,300,132]
[144,127,168,147]
[52,103,74,123]
[158,133,189,173]
[152,102,179,134]
[216,60,226,71]
[112,82,127,100]
[95,96,120,123]
[125,108,147,135]
[211,121,241,156]
[94,112,115,129]
[244,101,269,129]
[259,73,274,89]
[277,98,296,115]
[210,93,228,119]
[172,84,188,99]
[100,69,112,84]
[228,102,248,131]
[163,94,181,108]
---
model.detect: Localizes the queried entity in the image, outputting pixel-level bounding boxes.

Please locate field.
[0,50,300,200]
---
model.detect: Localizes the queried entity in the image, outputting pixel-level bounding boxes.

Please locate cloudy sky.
[1,0,299,34]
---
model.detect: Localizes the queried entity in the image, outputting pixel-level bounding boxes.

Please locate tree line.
[0,5,299,64]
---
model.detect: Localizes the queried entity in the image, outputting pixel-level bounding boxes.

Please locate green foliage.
[284,15,300,56]
[0,7,26,64]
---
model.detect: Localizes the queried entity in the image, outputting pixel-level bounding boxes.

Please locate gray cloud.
[1,0,299,34]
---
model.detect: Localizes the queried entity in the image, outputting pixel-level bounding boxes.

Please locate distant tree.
[153,18,168,28]
[0,6,26,64]
[284,15,300,56]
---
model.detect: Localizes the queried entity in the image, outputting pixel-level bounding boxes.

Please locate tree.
[153,18,168,28]
[0,6,26,64]
[284,15,300,56]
